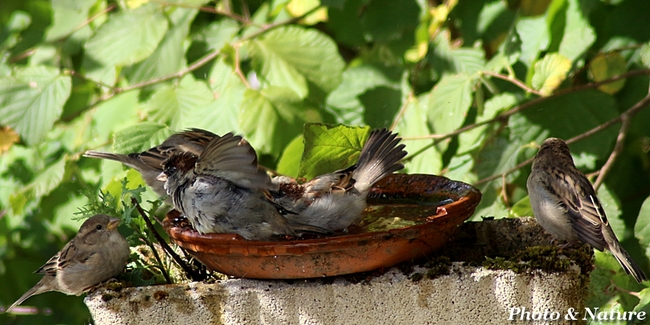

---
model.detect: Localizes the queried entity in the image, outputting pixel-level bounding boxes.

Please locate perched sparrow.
[84,129,218,198]
[527,137,647,283]
[271,128,407,232]
[6,215,130,313]
[158,133,320,240]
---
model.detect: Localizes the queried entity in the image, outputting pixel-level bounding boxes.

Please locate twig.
[389,92,414,131]
[482,71,542,96]
[473,91,650,186]
[116,50,222,93]
[151,0,250,24]
[403,69,650,144]
[592,88,650,190]
[236,5,323,43]
[234,44,251,88]
[9,5,116,63]
[131,198,200,282]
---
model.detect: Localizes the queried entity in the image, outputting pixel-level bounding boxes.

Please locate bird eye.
[165,166,177,175]
[96,224,103,230]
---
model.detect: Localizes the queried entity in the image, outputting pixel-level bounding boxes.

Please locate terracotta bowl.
[163,174,481,279]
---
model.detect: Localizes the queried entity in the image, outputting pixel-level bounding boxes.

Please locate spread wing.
[139,129,218,170]
[195,133,273,190]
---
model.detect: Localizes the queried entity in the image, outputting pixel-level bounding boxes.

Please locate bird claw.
[84,278,120,293]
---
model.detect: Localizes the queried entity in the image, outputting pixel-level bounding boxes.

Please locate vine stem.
[131,198,201,281]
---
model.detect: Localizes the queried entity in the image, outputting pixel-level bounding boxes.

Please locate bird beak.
[157,172,168,182]
[107,218,121,230]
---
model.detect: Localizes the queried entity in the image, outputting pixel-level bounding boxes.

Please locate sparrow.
[271,128,407,232]
[527,137,647,283]
[84,129,218,198]
[158,132,321,240]
[6,214,130,313]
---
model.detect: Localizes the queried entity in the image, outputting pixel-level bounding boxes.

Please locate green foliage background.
[1,0,650,324]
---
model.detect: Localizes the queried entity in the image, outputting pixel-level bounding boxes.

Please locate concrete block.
[85,217,590,325]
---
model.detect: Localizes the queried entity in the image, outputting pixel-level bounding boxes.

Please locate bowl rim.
[164,174,482,255]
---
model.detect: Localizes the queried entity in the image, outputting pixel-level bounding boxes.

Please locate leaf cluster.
[1,0,650,323]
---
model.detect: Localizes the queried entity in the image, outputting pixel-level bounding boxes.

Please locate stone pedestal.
[85,217,590,325]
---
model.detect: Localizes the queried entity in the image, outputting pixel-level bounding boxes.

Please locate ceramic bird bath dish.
[163,174,482,279]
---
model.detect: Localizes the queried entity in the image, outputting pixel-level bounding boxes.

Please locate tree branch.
[482,71,542,96]
[592,88,650,190]
[473,90,650,186]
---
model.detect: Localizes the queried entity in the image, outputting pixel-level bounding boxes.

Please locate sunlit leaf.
[124,6,198,83]
[635,196,650,250]
[276,135,304,177]
[588,53,627,95]
[299,123,371,179]
[113,122,173,154]
[249,25,344,98]
[558,0,595,62]
[511,196,533,217]
[427,73,473,137]
[0,66,71,145]
[240,87,315,157]
[531,53,571,96]
[393,98,442,174]
[515,15,549,67]
[0,126,20,153]
[145,76,215,129]
[326,65,398,125]
[287,0,328,25]
[84,3,168,66]
[46,0,97,41]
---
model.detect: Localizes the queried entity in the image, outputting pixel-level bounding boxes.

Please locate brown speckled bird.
[527,137,647,283]
[158,133,322,240]
[6,215,130,313]
[271,128,407,232]
[84,129,217,198]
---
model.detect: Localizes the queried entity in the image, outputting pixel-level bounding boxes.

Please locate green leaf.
[531,53,571,96]
[22,155,67,198]
[276,135,304,177]
[445,154,476,185]
[512,90,618,160]
[326,65,399,125]
[510,196,533,218]
[393,98,442,174]
[249,25,344,98]
[0,66,71,145]
[145,75,215,129]
[299,123,371,179]
[558,0,595,62]
[596,184,624,237]
[202,19,240,51]
[240,87,314,157]
[640,42,650,69]
[635,196,650,250]
[45,0,97,41]
[124,6,198,83]
[427,73,473,137]
[84,3,168,66]
[588,53,627,95]
[91,90,141,141]
[515,15,549,67]
[113,122,173,154]
[182,60,245,135]
[458,93,517,154]
[429,31,487,76]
